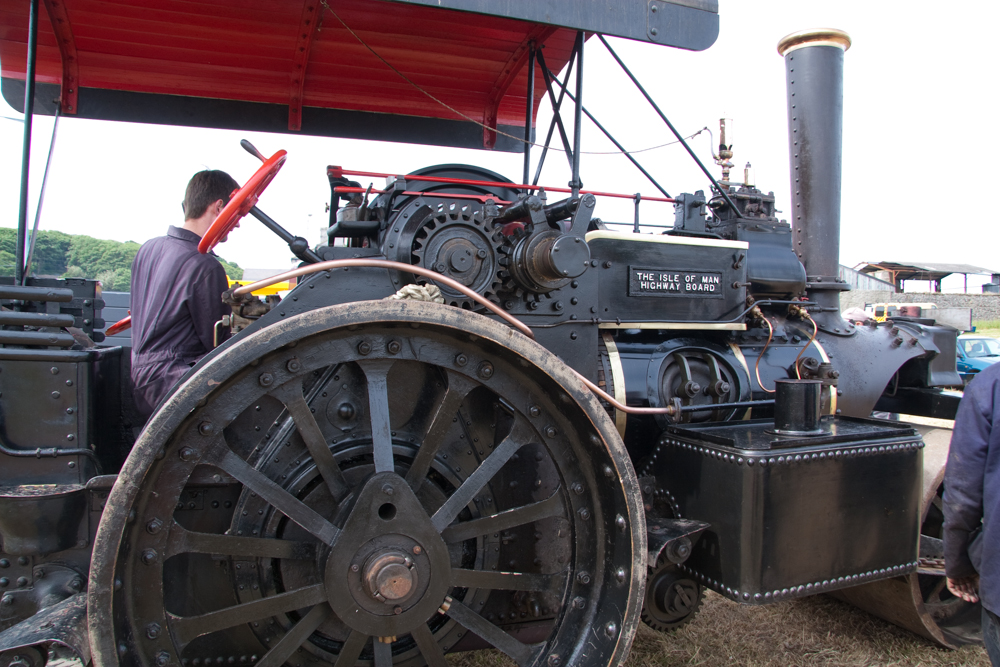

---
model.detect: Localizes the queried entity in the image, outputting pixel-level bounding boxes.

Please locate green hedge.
[0,227,243,290]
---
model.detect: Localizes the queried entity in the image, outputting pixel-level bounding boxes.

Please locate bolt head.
[455,354,468,366]
[198,421,214,436]
[146,623,161,639]
[477,361,494,379]
[179,447,197,461]
[382,484,395,496]
[357,341,372,355]
[529,405,541,417]
[544,426,558,438]
[286,358,301,373]
[387,340,401,354]
[258,373,274,387]
[146,518,164,534]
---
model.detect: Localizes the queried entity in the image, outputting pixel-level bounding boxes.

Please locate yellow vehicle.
[227,278,293,297]
[865,302,938,322]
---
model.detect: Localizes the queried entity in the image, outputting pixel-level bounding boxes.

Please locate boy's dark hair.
[182,170,240,220]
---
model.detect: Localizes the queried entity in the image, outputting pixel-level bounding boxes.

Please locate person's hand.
[947,575,980,603]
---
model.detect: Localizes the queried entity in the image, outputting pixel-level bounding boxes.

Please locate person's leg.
[983,606,1000,666]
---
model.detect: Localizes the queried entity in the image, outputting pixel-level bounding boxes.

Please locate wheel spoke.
[926,575,949,604]
[256,603,331,667]
[431,421,533,532]
[451,569,557,592]
[333,630,368,667]
[166,523,316,560]
[206,445,340,546]
[445,599,539,666]
[410,623,448,667]
[405,370,476,491]
[360,360,395,473]
[274,383,350,501]
[372,638,393,667]
[441,490,563,543]
[169,583,327,648]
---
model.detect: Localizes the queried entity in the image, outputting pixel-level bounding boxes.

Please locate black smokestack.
[778,29,851,326]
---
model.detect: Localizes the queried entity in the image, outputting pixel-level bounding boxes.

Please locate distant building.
[853,262,1000,294]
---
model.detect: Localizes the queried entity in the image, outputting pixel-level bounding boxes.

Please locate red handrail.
[328,167,675,203]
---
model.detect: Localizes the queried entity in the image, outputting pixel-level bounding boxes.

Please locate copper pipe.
[231,259,534,339]
[571,369,676,416]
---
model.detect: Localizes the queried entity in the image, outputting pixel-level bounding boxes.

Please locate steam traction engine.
[0,3,977,667]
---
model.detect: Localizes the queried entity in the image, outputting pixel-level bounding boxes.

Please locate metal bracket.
[647,517,709,568]
[42,0,78,114]
[0,593,90,667]
[482,26,554,149]
[289,0,321,131]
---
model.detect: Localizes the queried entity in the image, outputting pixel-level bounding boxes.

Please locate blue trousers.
[985,606,1000,666]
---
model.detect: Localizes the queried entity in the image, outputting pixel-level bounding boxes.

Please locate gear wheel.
[640,559,704,632]
[409,202,504,309]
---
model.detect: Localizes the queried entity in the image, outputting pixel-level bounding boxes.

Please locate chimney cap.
[778,28,851,56]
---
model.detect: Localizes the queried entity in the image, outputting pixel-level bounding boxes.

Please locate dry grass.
[449,591,989,667]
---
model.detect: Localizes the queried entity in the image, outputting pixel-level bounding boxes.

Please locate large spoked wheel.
[90,301,645,667]
[198,149,287,254]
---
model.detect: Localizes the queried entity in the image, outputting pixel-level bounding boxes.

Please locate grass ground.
[973,320,1000,338]
[449,591,989,667]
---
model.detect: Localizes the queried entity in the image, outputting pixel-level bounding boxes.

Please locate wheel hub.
[364,551,417,602]
[325,472,452,637]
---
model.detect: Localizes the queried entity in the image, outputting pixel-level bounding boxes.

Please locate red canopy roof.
[0,0,718,151]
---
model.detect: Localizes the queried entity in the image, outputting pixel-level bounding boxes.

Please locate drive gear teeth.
[409,205,504,310]
[640,558,705,633]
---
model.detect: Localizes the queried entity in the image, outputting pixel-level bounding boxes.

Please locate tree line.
[0,228,243,291]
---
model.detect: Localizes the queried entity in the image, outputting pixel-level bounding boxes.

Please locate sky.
[2,0,998,293]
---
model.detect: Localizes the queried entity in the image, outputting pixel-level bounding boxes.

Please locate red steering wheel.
[198,149,287,254]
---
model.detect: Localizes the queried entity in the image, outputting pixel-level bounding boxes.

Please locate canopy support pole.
[521,43,535,188]
[541,60,671,200]
[532,45,576,186]
[598,33,742,218]
[16,0,40,286]
[569,30,583,198]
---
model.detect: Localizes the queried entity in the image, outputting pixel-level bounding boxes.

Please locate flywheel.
[89,301,645,667]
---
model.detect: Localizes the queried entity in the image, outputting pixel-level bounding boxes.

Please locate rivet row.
[658,439,924,466]
[678,560,919,602]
